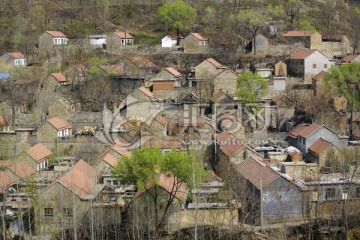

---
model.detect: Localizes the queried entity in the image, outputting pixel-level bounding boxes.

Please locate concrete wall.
[166,208,238,233]
[304,51,331,80]
[263,177,310,224]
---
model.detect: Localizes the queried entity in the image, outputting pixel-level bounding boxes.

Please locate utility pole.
[260,177,263,234]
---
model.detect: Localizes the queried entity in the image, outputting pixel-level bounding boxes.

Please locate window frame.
[44,208,54,217]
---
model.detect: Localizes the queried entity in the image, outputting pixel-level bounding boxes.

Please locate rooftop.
[46,31,67,38]
[48,117,71,130]
[27,143,52,162]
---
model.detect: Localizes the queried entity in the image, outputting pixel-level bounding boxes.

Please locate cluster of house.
[1,26,360,238]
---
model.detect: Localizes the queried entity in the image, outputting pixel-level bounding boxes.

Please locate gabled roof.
[211,90,234,102]
[298,122,322,138]
[10,160,36,179]
[312,71,326,81]
[103,153,119,167]
[46,31,67,38]
[283,30,314,37]
[308,138,333,155]
[135,172,187,199]
[165,67,181,77]
[143,140,183,149]
[216,131,231,143]
[289,49,317,60]
[214,67,237,79]
[51,73,68,83]
[342,54,359,62]
[48,117,71,130]
[138,86,155,98]
[114,31,134,39]
[190,33,207,41]
[287,124,309,138]
[0,171,16,190]
[111,145,131,157]
[58,159,98,199]
[219,138,245,157]
[100,65,125,75]
[27,143,52,162]
[7,52,25,59]
[234,157,280,190]
[206,58,223,68]
[153,114,168,126]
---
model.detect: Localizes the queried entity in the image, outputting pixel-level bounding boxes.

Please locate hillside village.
[2,0,360,239]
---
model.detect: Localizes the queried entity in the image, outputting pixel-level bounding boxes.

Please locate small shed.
[161,35,177,48]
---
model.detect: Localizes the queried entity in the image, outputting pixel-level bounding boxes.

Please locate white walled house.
[161,35,177,48]
[0,52,27,67]
[287,49,333,81]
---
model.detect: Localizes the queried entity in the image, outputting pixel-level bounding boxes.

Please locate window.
[313,64,317,69]
[63,208,72,217]
[325,187,336,199]
[44,208,53,217]
[113,180,119,186]
[324,64,328,68]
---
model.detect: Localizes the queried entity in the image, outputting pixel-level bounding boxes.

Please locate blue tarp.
[0,72,10,80]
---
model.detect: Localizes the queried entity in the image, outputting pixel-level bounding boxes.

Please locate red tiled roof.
[219,138,245,157]
[191,33,207,41]
[48,117,71,130]
[103,153,119,167]
[100,65,125,75]
[308,138,333,155]
[0,160,12,167]
[289,49,316,60]
[312,71,326,81]
[153,114,168,126]
[51,73,68,83]
[128,56,157,69]
[114,31,134,39]
[112,145,131,157]
[342,54,359,62]
[0,171,16,190]
[138,86,155,98]
[216,131,230,143]
[287,124,309,138]
[165,67,181,77]
[143,140,183,149]
[234,157,280,190]
[206,58,223,68]
[298,122,322,138]
[114,136,131,148]
[10,161,36,179]
[8,52,25,59]
[283,30,314,37]
[211,90,233,102]
[58,159,98,199]
[47,31,67,38]
[135,172,187,199]
[27,144,52,162]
